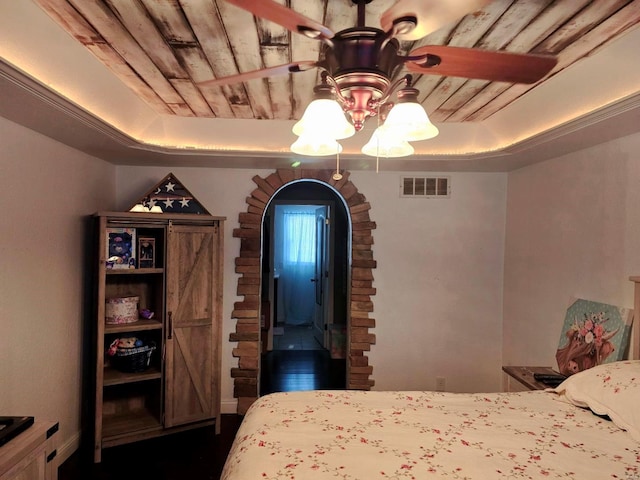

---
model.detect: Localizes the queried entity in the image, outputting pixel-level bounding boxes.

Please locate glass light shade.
[292,99,355,140]
[291,134,343,156]
[383,102,439,141]
[361,127,414,158]
[129,203,147,212]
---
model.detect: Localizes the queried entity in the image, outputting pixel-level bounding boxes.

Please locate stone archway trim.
[229,168,377,414]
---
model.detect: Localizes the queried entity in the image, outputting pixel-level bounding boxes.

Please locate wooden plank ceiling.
[34,0,640,126]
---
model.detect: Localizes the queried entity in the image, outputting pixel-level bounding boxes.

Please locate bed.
[222,360,640,479]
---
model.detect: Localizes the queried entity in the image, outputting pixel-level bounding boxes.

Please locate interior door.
[313,206,332,347]
[164,224,220,428]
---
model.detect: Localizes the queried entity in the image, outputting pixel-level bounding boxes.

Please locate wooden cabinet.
[0,421,58,480]
[92,212,224,462]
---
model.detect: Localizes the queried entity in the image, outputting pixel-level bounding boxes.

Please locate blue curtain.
[277,209,316,325]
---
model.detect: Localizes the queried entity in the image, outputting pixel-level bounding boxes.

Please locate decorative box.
[105,296,139,324]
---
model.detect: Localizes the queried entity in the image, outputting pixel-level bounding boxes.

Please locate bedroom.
[1,0,640,477]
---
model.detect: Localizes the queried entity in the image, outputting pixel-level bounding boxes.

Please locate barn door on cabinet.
[164,223,221,428]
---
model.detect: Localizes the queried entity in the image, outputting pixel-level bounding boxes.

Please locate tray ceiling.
[1,1,639,170]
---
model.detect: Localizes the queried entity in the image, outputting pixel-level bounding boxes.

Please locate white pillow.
[555,360,640,441]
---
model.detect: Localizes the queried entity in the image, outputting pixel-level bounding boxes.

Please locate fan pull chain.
[332,152,342,180]
[376,103,381,173]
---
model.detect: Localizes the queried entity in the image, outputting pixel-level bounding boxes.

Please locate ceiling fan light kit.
[214,0,558,159]
[290,68,434,157]
[291,74,437,157]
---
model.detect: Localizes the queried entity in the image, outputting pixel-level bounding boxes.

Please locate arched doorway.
[230,169,377,414]
[260,181,348,395]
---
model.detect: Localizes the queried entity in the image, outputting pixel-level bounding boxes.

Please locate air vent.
[401,176,450,198]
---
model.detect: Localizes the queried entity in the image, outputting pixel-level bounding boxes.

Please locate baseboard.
[221,399,238,414]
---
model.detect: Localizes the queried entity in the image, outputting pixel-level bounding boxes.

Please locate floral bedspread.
[221,390,639,479]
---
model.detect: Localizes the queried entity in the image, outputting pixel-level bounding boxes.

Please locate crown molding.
[2,58,639,172]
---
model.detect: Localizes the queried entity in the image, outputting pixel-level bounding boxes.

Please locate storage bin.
[105,296,139,324]
[112,343,156,372]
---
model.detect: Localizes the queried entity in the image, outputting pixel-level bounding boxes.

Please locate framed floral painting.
[556,298,634,376]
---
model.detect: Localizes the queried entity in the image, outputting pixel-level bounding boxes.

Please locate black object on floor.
[58,415,242,480]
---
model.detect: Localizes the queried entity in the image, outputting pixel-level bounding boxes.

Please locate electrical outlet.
[435,376,446,392]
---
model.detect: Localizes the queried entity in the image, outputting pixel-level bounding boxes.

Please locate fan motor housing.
[321,27,401,83]
[320,27,403,129]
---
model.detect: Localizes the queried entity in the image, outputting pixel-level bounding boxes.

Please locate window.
[282,211,316,264]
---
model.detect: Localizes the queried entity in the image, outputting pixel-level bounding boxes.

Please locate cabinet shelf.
[105,319,163,334]
[103,366,162,386]
[106,268,163,275]
[102,410,163,443]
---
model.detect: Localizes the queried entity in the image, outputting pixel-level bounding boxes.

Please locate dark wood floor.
[58,416,242,480]
[59,349,345,480]
[261,349,346,395]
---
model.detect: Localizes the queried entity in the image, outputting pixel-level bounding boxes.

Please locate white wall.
[0,117,115,463]
[116,167,508,407]
[357,171,507,392]
[503,131,640,367]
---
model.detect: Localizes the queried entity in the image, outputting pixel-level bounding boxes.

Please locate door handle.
[167,311,173,340]
[310,278,317,283]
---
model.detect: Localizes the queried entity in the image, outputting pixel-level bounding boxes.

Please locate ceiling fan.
[201,0,557,142]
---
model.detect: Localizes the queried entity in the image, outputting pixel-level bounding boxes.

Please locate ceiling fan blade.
[381,0,492,40]
[224,0,333,40]
[199,61,319,88]
[404,45,557,84]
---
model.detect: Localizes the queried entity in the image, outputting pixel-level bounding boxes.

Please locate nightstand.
[502,366,560,392]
